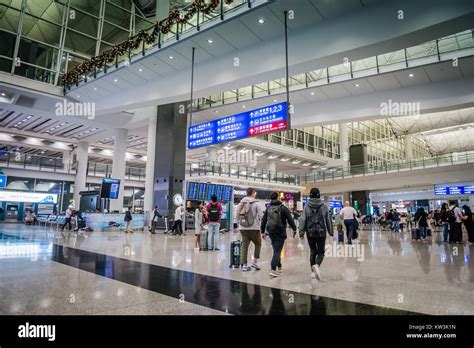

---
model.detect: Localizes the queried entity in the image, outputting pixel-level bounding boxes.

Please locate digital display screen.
[223,185,233,202]
[434,185,474,195]
[187,182,198,200]
[206,184,217,201]
[100,178,121,199]
[197,183,207,201]
[216,185,225,202]
[188,102,288,149]
[0,174,6,189]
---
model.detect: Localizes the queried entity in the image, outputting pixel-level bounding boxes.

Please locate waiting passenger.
[299,188,333,280]
[461,205,474,245]
[206,195,222,251]
[414,207,428,241]
[406,211,413,230]
[339,201,358,244]
[171,204,185,236]
[61,205,73,231]
[447,200,463,244]
[392,209,401,232]
[439,203,449,243]
[236,187,263,272]
[260,192,297,277]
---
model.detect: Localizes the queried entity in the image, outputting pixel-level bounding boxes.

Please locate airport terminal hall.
[0,0,474,343]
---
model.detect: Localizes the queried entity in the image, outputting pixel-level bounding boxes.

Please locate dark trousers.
[450,222,462,243]
[172,220,183,235]
[344,219,356,244]
[307,236,326,267]
[270,237,285,271]
[61,217,72,231]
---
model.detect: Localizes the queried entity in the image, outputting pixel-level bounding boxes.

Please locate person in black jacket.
[261,192,297,278]
[299,187,333,281]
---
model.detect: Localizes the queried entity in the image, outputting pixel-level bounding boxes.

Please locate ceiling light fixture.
[242,105,246,108]
[207,39,213,44]
[280,158,289,162]
[1,92,5,97]
[113,78,118,82]
[93,87,97,90]
[303,163,311,166]
[355,84,360,87]
[257,18,265,24]
[409,73,414,77]
[169,56,174,60]
[310,92,315,95]
[138,68,143,72]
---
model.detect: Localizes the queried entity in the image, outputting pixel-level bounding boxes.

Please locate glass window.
[0,4,21,33]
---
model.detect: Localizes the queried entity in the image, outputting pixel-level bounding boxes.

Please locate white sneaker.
[312,265,321,280]
[310,271,316,279]
[277,268,283,275]
[269,270,280,277]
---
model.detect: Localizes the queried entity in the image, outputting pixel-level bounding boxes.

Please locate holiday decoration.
[62,0,235,89]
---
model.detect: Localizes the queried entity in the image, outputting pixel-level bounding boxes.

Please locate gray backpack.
[239,201,256,227]
[266,206,283,233]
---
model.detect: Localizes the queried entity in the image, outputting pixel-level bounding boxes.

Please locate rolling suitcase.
[229,240,241,268]
[200,230,208,251]
[426,228,432,237]
[412,228,419,240]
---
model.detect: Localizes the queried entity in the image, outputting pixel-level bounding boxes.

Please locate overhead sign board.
[188,102,288,149]
[434,184,474,195]
[0,191,57,204]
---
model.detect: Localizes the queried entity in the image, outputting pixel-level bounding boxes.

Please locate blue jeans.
[393,221,400,232]
[207,222,220,250]
[442,223,449,242]
[270,238,285,271]
[344,219,355,243]
[418,226,426,239]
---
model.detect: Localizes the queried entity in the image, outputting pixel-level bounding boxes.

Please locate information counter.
[82,212,144,231]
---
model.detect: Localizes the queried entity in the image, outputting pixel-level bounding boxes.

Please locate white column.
[405,134,413,159]
[207,148,217,163]
[110,128,128,212]
[144,115,157,213]
[73,141,88,209]
[339,123,349,167]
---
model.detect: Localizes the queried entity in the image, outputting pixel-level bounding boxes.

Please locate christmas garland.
[63,0,234,89]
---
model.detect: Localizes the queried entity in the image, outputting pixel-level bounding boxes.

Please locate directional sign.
[188,102,288,149]
[0,175,6,189]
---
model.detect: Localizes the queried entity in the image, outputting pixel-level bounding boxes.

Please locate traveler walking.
[124,207,133,233]
[206,195,222,251]
[236,188,263,272]
[299,188,333,280]
[447,200,463,244]
[392,209,401,232]
[339,201,358,244]
[260,192,297,277]
[149,205,162,234]
[61,205,74,231]
[171,204,185,235]
[406,211,413,230]
[461,205,474,245]
[334,213,344,243]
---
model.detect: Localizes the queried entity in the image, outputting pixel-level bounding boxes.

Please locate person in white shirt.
[172,205,185,236]
[194,202,206,249]
[339,201,358,244]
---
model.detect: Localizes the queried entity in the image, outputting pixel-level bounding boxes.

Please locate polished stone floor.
[0,223,472,315]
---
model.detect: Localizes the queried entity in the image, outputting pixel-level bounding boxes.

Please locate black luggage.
[426,228,432,237]
[77,220,86,229]
[412,228,419,240]
[229,240,241,268]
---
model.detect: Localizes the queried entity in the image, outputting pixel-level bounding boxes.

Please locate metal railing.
[302,151,474,183]
[186,161,301,186]
[0,152,145,181]
[194,29,474,109]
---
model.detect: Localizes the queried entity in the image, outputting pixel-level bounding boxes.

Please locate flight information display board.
[434,184,474,195]
[215,185,225,202]
[187,182,198,200]
[197,183,207,201]
[206,184,217,201]
[223,185,233,202]
[188,102,288,149]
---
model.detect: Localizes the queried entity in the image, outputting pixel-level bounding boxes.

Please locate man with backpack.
[206,195,222,251]
[236,188,263,272]
[299,188,333,281]
[447,200,463,244]
[261,192,297,277]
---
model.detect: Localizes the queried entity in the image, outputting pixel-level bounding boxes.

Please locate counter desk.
[82,212,144,231]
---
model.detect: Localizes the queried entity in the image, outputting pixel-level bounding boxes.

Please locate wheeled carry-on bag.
[412,228,419,240]
[200,230,208,251]
[229,240,241,268]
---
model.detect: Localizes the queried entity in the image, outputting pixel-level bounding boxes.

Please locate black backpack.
[266,205,283,233]
[207,203,220,222]
[446,208,456,224]
[306,206,326,237]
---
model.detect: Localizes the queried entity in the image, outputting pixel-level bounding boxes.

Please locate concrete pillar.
[339,123,349,167]
[109,128,128,212]
[144,114,157,213]
[73,141,88,209]
[405,134,413,159]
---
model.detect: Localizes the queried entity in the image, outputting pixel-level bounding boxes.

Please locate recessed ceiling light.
[273,99,277,102]
[93,87,97,91]
[138,68,143,72]
[214,110,218,113]
[257,18,265,24]
[1,92,5,97]
[207,39,213,44]
[310,92,315,96]
[68,57,72,61]
[169,56,174,60]
[355,84,360,87]
[303,163,311,166]
[409,73,414,77]
[292,160,301,164]
[114,78,118,82]
[280,158,289,162]
[242,105,246,108]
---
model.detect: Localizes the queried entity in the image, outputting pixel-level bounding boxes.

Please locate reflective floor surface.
[0,223,472,315]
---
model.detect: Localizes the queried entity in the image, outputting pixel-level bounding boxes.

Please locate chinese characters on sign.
[188,102,288,149]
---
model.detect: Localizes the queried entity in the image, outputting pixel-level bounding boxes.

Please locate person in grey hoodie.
[299,187,333,280]
[236,187,263,272]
